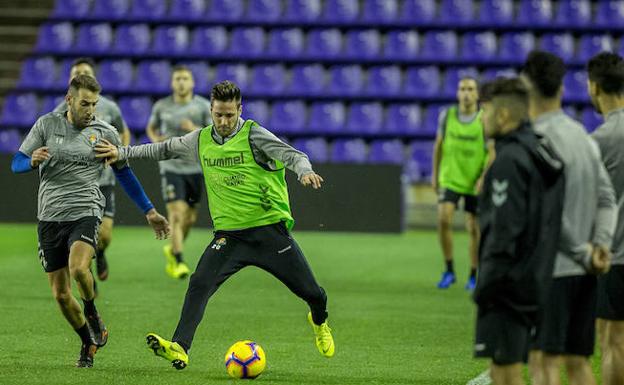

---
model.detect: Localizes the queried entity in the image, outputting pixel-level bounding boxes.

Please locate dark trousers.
[172,222,328,350]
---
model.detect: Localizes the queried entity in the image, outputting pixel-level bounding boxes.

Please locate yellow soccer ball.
[224,340,266,379]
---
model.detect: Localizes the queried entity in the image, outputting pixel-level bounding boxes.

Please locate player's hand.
[180,119,196,133]
[590,244,611,274]
[475,177,484,194]
[146,208,170,240]
[30,146,50,167]
[300,172,323,189]
[95,139,120,165]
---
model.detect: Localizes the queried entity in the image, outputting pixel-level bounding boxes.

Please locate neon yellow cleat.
[175,262,190,279]
[146,333,188,370]
[307,312,335,358]
[163,245,177,278]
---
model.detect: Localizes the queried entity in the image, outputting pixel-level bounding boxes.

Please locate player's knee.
[564,356,590,374]
[68,264,89,280]
[438,215,452,229]
[98,231,111,249]
[53,289,73,305]
[169,209,184,225]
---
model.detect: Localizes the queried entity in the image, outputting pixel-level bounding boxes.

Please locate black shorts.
[100,185,115,218]
[161,172,204,207]
[475,306,532,365]
[37,216,100,273]
[534,275,597,356]
[597,265,624,320]
[438,188,478,214]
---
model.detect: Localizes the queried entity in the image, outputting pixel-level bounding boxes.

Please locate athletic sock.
[75,323,92,345]
[173,252,183,263]
[96,248,104,260]
[445,260,454,273]
[83,298,97,316]
[470,268,477,279]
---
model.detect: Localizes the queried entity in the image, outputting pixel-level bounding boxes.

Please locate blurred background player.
[587,51,624,385]
[54,57,130,283]
[146,65,211,279]
[432,76,492,290]
[522,51,616,385]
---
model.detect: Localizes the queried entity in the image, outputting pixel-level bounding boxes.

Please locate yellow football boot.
[163,245,177,278]
[146,333,188,370]
[307,312,335,358]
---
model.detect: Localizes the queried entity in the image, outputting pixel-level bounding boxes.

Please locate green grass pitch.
[0,224,601,384]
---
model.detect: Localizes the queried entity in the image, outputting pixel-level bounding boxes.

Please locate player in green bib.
[432,76,493,290]
[95,81,334,369]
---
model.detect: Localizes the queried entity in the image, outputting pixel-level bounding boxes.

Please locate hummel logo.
[278,245,292,254]
[81,235,94,242]
[491,178,508,207]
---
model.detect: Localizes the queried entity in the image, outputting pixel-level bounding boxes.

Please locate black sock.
[173,252,183,263]
[83,298,97,316]
[446,260,454,273]
[470,268,477,279]
[75,323,92,345]
[96,248,104,260]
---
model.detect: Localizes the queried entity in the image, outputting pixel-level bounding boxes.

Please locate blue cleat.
[437,271,456,289]
[465,276,476,291]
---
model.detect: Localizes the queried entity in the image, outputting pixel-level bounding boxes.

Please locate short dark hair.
[459,75,479,86]
[211,80,241,104]
[172,64,192,76]
[69,74,101,94]
[522,50,566,97]
[480,77,529,119]
[587,52,624,95]
[71,57,96,71]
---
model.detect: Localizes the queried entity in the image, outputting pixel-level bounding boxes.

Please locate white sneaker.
[466,369,492,385]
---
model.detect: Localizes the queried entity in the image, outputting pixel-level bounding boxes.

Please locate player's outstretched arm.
[96,131,201,165]
[300,172,324,189]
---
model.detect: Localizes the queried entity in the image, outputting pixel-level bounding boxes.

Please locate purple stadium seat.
[74,23,113,54]
[555,0,590,26]
[269,101,307,134]
[242,100,270,124]
[439,0,474,24]
[0,129,22,154]
[292,138,329,163]
[576,35,614,62]
[517,0,552,25]
[288,64,326,96]
[129,0,168,20]
[384,30,419,60]
[421,31,458,60]
[307,28,343,59]
[563,105,578,120]
[385,104,421,135]
[563,70,588,102]
[404,66,441,97]
[461,32,497,61]
[479,0,514,25]
[136,135,151,144]
[113,24,151,55]
[409,141,434,179]
[423,104,446,135]
[177,61,211,94]
[118,96,152,132]
[331,138,368,163]
[0,93,39,127]
[40,95,66,114]
[230,27,266,58]
[366,66,402,97]
[595,1,624,27]
[91,0,130,19]
[54,58,73,88]
[246,0,282,21]
[345,30,381,59]
[322,0,360,23]
[581,107,602,133]
[35,23,74,53]
[400,0,436,23]
[207,0,245,21]
[249,64,286,95]
[151,26,190,55]
[52,0,90,18]
[481,67,517,81]
[134,60,171,93]
[442,67,479,97]
[327,65,364,96]
[267,28,305,58]
[308,102,346,133]
[18,57,57,90]
[284,0,322,21]
[189,26,228,56]
[539,33,575,62]
[346,102,384,134]
[499,32,535,62]
[368,139,405,164]
[362,0,399,23]
[169,0,207,20]
[98,59,134,92]
[213,63,250,91]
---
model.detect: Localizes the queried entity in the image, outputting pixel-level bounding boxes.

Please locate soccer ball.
[224,340,266,379]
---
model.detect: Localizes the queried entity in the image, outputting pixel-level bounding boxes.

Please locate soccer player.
[522,51,616,385]
[432,76,492,290]
[11,75,169,368]
[146,65,211,279]
[587,51,624,385]
[95,80,334,369]
[54,57,131,282]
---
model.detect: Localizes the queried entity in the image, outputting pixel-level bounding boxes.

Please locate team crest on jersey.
[89,134,97,146]
[211,238,227,250]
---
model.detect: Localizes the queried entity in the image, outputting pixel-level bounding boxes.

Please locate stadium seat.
[439,0,474,24]
[189,26,228,56]
[213,63,250,91]
[207,0,245,21]
[399,0,436,23]
[331,138,368,163]
[169,0,207,21]
[74,23,114,54]
[267,28,305,58]
[113,24,151,55]
[129,0,168,20]
[563,105,578,120]
[409,140,434,179]
[581,107,602,132]
[422,104,446,135]
[461,32,497,61]
[595,1,624,27]
[177,61,210,94]
[308,102,346,133]
[307,28,343,59]
[91,0,130,20]
[246,0,283,21]
[366,66,402,97]
[555,0,590,26]
[249,64,287,95]
[136,134,151,144]
[98,59,134,92]
[368,139,405,164]
[54,58,73,88]
[384,104,422,135]
[361,0,399,23]
[52,0,90,18]
[517,0,553,25]
[563,70,588,102]
[539,33,575,62]
[421,31,458,60]
[322,0,360,23]
[479,0,514,25]
[327,65,365,96]
[288,64,326,96]
[292,138,329,163]
[134,60,171,93]
[345,30,381,59]
[499,32,536,62]
[576,35,614,62]
[404,66,441,97]
[40,95,66,114]
[269,100,307,134]
[0,129,22,154]
[242,100,270,124]
[0,93,39,127]
[481,67,517,81]
[442,67,479,97]
[151,26,190,55]
[17,57,58,90]
[383,30,419,60]
[117,96,152,132]
[230,27,266,58]
[345,102,384,134]
[35,23,74,53]
[284,0,322,21]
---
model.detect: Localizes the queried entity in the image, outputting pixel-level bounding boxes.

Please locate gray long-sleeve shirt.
[592,107,624,265]
[117,117,314,180]
[533,110,617,277]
